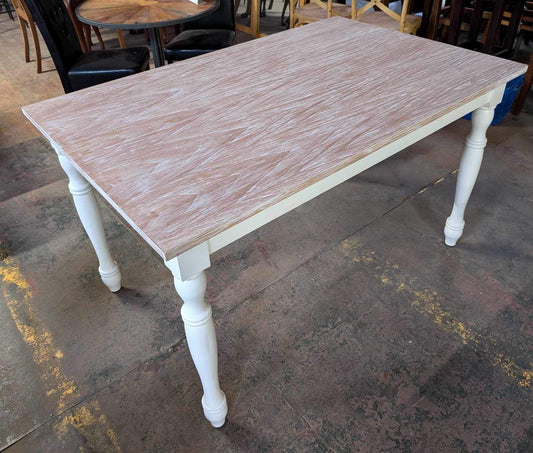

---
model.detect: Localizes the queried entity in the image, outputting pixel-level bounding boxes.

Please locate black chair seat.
[164,29,235,62]
[68,47,149,91]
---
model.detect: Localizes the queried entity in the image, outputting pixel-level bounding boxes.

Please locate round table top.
[76,0,218,30]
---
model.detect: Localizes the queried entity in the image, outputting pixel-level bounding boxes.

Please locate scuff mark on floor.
[0,248,122,451]
[336,237,532,389]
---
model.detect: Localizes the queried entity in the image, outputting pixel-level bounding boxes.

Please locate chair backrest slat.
[357,0,415,33]
[442,0,526,57]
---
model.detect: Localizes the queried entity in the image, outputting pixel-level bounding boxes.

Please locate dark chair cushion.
[68,47,149,91]
[164,29,235,62]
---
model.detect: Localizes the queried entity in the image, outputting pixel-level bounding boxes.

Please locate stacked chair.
[512,1,533,115]
[289,0,421,34]
[436,0,525,57]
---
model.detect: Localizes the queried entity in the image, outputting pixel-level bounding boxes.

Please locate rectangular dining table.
[22,17,526,428]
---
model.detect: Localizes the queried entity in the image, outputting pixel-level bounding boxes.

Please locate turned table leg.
[444,105,495,246]
[57,155,121,292]
[170,270,227,427]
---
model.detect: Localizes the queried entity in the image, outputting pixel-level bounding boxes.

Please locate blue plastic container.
[463,74,525,125]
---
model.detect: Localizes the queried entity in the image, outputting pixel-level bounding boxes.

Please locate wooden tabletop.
[76,0,218,29]
[23,18,526,261]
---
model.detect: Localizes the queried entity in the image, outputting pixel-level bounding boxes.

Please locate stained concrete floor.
[1,9,533,453]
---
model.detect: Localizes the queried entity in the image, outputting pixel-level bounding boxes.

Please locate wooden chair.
[289,0,355,28]
[512,1,533,115]
[64,0,100,52]
[355,0,421,34]
[512,53,532,115]
[64,0,125,53]
[513,0,533,56]
[11,0,42,73]
[436,0,525,57]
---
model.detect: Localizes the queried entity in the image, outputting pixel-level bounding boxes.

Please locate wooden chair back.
[356,0,411,32]
[289,0,355,28]
[512,1,533,115]
[440,0,526,57]
[63,0,90,52]
[64,0,123,52]
[517,0,533,34]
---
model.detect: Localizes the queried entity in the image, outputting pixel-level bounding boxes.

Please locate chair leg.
[117,29,126,48]
[289,0,295,28]
[4,0,14,20]
[18,17,30,63]
[241,0,250,18]
[512,32,523,60]
[28,19,42,73]
[281,0,289,25]
[93,26,105,50]
[82,24,92,50]
[512,52,533,116]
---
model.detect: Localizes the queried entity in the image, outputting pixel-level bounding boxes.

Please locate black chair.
[164,0,235,63]
[23,0,149,93]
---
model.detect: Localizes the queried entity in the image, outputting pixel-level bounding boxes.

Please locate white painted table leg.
[171,270,227,428]
[444,105,495,246]
[58,155,121,292]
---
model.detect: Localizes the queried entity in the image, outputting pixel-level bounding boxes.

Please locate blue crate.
[463,74,525,125]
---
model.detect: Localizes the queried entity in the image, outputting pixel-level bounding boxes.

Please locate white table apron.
[38,83,504,428]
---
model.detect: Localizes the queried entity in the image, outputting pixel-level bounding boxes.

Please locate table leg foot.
[444,218,464,246]
[58,155,122,292]
[444,105,494,246]
[172,270,227,428]
[202,393,227,428]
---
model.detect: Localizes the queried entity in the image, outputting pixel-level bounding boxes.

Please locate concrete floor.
[1,9,533,453]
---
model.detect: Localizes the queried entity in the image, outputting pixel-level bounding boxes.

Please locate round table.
[76,0,219,67]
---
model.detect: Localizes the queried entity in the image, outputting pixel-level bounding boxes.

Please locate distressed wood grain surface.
[23,18,526,260]
[76,0,217,28]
